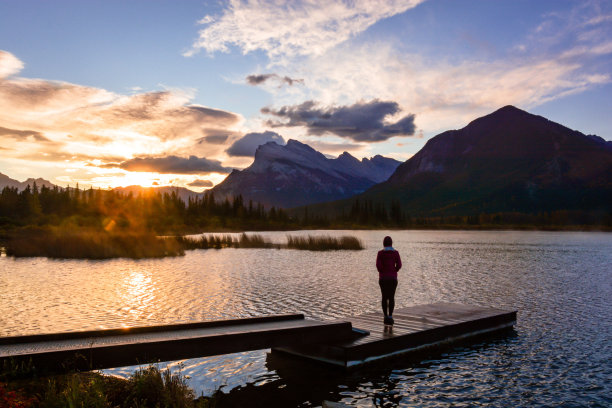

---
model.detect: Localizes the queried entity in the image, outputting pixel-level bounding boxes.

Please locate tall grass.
[176,233,278,250]
[286,235,364,251]
[179,233,364,251]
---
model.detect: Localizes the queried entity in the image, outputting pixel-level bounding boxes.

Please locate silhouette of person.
[376,236,401,325]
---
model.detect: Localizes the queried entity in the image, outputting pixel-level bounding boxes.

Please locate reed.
[286,235,364,251]
[176,233,276,250]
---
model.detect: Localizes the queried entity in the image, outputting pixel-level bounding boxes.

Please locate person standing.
[376,236,402,325]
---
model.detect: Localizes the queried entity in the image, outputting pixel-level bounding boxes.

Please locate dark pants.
[379,279,398,317]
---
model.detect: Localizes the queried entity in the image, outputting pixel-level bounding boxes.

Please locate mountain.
[113,185,204,203]
[0,172,204,203]
[310,105,612,216]
[0,172,57,191]
[210,139,401,208]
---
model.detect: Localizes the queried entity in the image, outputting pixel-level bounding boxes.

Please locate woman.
[376,236,402,325]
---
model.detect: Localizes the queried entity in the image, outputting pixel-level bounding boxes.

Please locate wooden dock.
[0,314,353,373]
[273,303,517,368]
[1,303,516,374]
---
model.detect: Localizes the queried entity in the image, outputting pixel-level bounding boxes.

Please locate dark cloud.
[187,179,214,188]
[246,73,304,87]
[118,155,231,174]
[0,126,50,142]
[198,134,229,144]
[246,74,275,85]
[226,131,285,157]
[261,99,416,142]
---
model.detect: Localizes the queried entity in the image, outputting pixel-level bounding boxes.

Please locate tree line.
[0,183,291,232]
[1,183,609,233]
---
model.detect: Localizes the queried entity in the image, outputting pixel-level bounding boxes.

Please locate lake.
[1,230,610,407]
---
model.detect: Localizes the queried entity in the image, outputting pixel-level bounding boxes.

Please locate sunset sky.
[1,0,611,190]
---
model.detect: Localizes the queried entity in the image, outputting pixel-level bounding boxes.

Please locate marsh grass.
[5,227,184,259]
[176,233,278,250]
[179,233,363,251]
[286,234,364,251]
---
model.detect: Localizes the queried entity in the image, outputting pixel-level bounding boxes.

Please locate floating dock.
[0,314,353,373]
[1,303,516,373]
[274,303,517,368]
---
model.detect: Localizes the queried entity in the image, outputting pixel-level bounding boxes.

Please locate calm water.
[1,230,610,407]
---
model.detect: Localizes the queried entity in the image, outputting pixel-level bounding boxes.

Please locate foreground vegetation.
[0,365,215,408]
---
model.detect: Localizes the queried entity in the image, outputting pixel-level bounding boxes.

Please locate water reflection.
[118,270,155,320]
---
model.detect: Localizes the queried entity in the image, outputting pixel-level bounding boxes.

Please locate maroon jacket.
[376,249,402,280]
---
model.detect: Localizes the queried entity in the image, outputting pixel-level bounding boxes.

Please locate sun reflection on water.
[119,270,155,320]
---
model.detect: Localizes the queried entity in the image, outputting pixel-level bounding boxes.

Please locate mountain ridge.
[304,105,612,217]
[210,139,401,208]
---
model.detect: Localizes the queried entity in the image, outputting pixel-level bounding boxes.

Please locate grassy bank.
[4,227,184,259]
[1,229,364,259]
[0,366,215,408]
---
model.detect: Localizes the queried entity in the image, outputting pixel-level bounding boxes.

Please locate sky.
[1,0,611,190]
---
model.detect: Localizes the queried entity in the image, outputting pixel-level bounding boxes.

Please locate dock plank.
[274,303,517,368]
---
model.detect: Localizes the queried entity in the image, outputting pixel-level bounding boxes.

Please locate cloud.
[117,156,232,174]
[199,134,230,144]
[262,100,416,142]
[246,73,304,86]
[0,51,24,78]
[307,140,363,154]
[264,30,612,134]
[187,179,214,188]
[185,0,427,61]
[0,126,50,142]
[226,131,286,157]
[0,50,243,185]
[191,1,611,137]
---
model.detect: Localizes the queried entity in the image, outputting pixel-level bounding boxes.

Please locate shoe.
[384,316,392,325]
[388,316,394,325]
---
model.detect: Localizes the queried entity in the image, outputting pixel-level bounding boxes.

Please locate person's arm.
[395,251,402,272]
[376,251,383,273]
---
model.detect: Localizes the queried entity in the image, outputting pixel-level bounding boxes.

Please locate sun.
[113,171,162,188]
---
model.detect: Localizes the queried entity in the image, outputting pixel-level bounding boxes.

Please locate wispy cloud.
[262,99,416,142]
[260,32,611,134]
[0,126,50,142]
[186,0,426,62]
